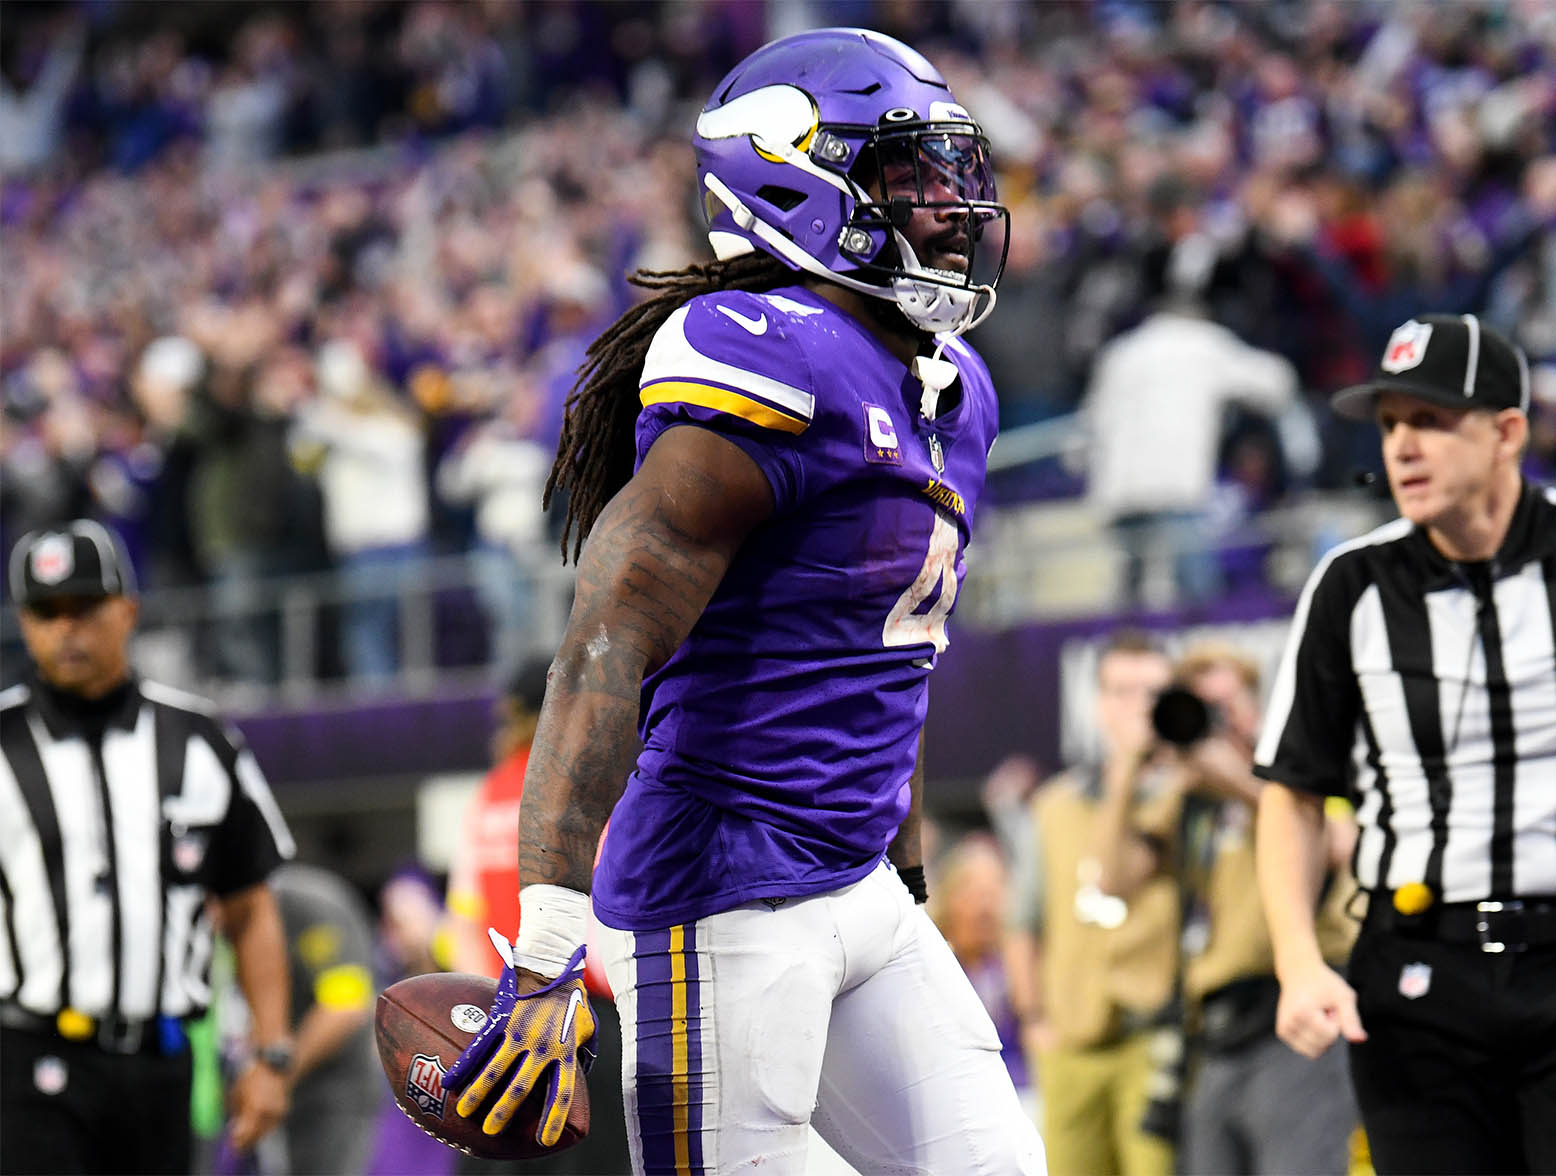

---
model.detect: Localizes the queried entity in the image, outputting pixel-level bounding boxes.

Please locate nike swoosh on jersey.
[716,305,768,335]
[560,987,585,1043]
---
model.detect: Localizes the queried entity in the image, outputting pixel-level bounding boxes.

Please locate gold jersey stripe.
[669,923,692,1173]
[641,380,808,435]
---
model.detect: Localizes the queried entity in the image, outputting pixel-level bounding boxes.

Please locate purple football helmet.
[693,28,1009,336]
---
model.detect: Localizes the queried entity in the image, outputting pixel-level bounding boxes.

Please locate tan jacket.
[1033,769,1180,1049]
[1176,795,1357,1005]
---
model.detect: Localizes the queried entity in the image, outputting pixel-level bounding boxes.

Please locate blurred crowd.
[3,2,760,683]
[3,0,1555,675]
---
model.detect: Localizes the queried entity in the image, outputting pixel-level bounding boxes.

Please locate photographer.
[1094,641,1360,1174]
[1005,630,1180,1176]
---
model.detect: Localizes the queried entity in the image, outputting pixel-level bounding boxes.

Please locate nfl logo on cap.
[29,536,75,586]
[10,519,137,607]
[1381,320,1433,374]
[1329,312,1530,421]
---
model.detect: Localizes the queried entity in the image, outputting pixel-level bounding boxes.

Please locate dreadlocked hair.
[545,251,796,562]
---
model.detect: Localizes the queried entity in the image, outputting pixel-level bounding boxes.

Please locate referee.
[1,520,297,1175]
[1254,315,1555,1174]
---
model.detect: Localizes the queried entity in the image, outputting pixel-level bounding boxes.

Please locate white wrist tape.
[515,884,590,977]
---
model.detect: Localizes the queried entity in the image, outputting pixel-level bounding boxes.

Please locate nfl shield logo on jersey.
[172,831,208,874]
[406,1053,448,1116]
[1398,962,1432,999]
[1381,320,1433,373]
[33,1055,67,1096]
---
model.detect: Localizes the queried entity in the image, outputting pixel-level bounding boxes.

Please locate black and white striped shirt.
[1255,482,1556,903]
[0,675,294,1021]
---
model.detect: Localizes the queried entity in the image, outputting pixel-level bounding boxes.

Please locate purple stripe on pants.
[631,926,704,1174]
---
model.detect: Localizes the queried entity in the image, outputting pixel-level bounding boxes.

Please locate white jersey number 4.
[882,513,959,653]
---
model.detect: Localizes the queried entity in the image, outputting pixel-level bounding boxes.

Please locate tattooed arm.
[517,424,775,894]
[438,425,774,1131]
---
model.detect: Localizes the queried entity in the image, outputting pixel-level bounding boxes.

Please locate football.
[375,971,590,1160]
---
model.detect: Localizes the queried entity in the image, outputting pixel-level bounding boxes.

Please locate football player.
[443,27,1045,1175]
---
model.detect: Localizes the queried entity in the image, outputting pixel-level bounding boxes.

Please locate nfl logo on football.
[1397,962,1432,1000]
[407,1053,448,1116]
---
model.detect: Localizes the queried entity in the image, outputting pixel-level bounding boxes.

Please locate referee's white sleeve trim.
[140,679,219,714]
[237,750,296,860]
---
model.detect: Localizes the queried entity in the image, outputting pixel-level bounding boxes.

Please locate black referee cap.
[1331,313,1531,422]
[9,520,137,607]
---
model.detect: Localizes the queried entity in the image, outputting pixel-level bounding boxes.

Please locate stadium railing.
[0,491,1388,712]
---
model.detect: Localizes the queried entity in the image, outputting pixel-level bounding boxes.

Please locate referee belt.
[0,1003,165,1055]
[1369,896,1556,953]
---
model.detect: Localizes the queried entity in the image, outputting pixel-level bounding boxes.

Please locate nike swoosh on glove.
[442,930,597,1146]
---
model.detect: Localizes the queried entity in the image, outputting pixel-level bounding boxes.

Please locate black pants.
[1347,927,1556,1174]
[1,1026,193,1175]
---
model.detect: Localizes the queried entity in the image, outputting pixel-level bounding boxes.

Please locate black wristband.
[899,864,928,905]
[255,1040,295,1076]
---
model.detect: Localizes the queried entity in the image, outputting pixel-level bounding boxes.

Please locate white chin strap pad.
[889,231,996,335]
[892,275,984,334]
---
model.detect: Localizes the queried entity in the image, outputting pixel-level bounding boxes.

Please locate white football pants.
[595,859,1046,1175]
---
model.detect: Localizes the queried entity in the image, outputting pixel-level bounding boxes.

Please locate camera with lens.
[1150,686,1221,748]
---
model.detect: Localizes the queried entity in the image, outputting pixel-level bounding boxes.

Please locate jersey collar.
[28,671,142,741]
[1405,479,1556,591]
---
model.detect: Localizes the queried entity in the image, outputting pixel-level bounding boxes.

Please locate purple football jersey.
[590,285,997,930]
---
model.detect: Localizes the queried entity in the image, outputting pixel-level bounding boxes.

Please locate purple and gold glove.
[442,930,596,1147]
